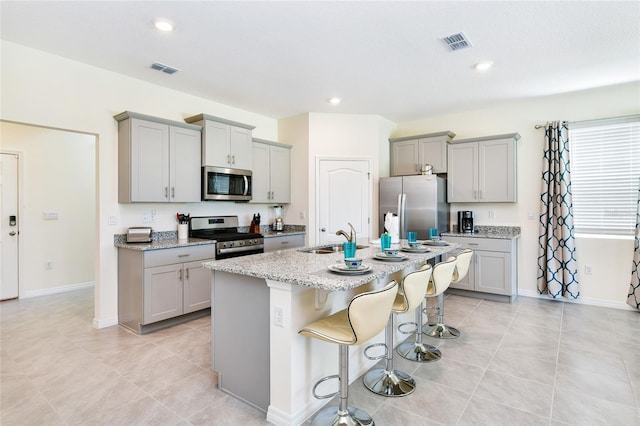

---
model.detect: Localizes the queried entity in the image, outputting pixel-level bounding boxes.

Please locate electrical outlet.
[488,210,496,219]
[528,212,535,220]
[108,215,117,225]
[584,265,592,275]
[142,214,150,223]
[150,209,157,223]
[46,260,53,269]
[274,305,284,327]
[299,211,306,220]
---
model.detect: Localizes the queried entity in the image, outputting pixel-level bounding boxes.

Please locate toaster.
[126,227,152,243]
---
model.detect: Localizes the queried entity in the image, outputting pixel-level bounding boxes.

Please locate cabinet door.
[170,126,201,202]
[203,121,231,167]
[390,140,419,176]
[419,138,447,173]
[251,142,271,203]
[143,264,183,324]
[183,260,212,314]
[269,145,291,203]
[475,250,510,295]
[478,139,516,202]
[447,143,478,202]
[131,119,170,202]
[230,126,253,170]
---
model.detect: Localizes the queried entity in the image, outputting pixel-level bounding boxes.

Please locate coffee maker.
[458,211,474,233]
[272,205,284,231]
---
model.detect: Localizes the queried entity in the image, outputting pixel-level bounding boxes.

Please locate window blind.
[569,115,640,236]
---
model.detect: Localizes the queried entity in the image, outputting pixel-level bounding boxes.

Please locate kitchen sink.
[298,244,368,254]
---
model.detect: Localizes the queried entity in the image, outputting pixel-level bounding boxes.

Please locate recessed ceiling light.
[154,19,174,32]
[474,61,494,71]
[328,97,341,105]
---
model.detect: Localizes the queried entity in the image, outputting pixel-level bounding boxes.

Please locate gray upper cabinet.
[447,133,519,203]
[115,111,201,203]
[390,131,455,176]
[185,113,255,170]
[251,138,291,204]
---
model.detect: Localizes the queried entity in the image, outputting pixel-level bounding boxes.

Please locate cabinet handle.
[171,187,175,198]
[165,187,169,198]
[231,155,236,164]
[178,253,190,257]
[185,268,189,280]
[479,190,483,200]
[467,243,479,246]
[281,241,289,245]
[179,269,182,281]
[227,154,231,164]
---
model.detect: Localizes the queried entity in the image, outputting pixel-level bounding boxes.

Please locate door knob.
[320,228,326,232]
[9,231,16,236]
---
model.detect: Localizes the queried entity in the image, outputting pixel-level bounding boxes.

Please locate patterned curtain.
[627,178,640,309]
[538,121,580,299]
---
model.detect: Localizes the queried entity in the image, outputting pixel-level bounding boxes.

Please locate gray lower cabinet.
[444,236,518,302]
[264,234,305,252]
[118,244,215,333]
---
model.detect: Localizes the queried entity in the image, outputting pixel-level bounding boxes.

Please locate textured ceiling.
[2,1,639,122]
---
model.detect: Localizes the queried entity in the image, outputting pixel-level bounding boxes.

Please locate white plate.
[374,253,409,262]
[421,240,449,246]
[328,264,372,275]
[400,245,430,253]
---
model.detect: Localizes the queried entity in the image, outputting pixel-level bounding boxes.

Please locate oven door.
[202,166,252,201]
[216,245,264,260]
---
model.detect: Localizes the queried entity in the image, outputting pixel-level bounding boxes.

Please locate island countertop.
[202,240,458,291]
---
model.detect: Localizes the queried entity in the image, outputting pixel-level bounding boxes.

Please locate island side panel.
[212,271,270,412]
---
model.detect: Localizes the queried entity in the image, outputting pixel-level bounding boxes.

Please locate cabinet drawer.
[444,236,511,252]
[264,234,305,252]
[144,244,216,267]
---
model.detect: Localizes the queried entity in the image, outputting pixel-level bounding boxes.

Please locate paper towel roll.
[384,212,400,243]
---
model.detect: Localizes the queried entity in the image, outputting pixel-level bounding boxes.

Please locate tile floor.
[1,288,638,425]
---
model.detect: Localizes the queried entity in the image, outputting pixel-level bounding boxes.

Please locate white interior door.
[318,159,370,245]
[1,153,19,300]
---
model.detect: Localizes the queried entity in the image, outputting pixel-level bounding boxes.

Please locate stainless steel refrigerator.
[379,175,449,240]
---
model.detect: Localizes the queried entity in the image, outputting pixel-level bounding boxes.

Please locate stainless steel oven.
[202,166,252,201]
[189,216,263,259]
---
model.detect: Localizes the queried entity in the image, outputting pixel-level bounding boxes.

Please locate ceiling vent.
[150,62,180,75]
[441,32,472,51]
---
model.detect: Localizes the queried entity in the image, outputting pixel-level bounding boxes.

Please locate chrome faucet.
[336,222,357,243]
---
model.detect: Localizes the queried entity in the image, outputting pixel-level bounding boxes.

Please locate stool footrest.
[363,342,388,361]
[398,321,418,335]
[312,374,340,400]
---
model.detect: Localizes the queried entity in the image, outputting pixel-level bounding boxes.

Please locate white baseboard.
[22,281,94,298]
[93,317,118,329]
[518,289,636,311]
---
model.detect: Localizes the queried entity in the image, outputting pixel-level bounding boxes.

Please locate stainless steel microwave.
[202,166,252,201]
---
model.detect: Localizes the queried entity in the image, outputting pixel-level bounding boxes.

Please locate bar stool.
[396,259,456,362]
[299,281,398,426]
[362,266,432,396]
[423,249,473,339]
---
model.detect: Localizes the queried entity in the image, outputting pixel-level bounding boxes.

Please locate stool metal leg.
[396,299,441,362]
[422,293,460,339]
[363,315,415,397]
[311,345,374,426]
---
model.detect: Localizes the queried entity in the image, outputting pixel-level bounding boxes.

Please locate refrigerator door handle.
[400,193,407,239]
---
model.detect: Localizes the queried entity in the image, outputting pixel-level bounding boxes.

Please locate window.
[569,115,640,236]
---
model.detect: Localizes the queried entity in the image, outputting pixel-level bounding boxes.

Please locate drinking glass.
[429,228,439,239]
[343,241,356,258]
[407,231,418,243]
[380,233,392,251]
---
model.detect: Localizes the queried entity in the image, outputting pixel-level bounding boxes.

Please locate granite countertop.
[442,225,521,240]
[203,240,458,291]
[114,231,215,251]
[252,225,306,238]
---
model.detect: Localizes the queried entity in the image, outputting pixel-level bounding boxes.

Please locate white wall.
[1,41,280,326]
[279,112,395,246]
[394,81,640,309]
[1,122,95,297]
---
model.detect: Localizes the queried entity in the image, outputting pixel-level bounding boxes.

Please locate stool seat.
[299,281,398,426]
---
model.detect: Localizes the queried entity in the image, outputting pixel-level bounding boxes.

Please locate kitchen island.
[203,241,458,426]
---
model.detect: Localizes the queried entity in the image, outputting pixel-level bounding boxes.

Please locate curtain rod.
[534,115,639,130]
